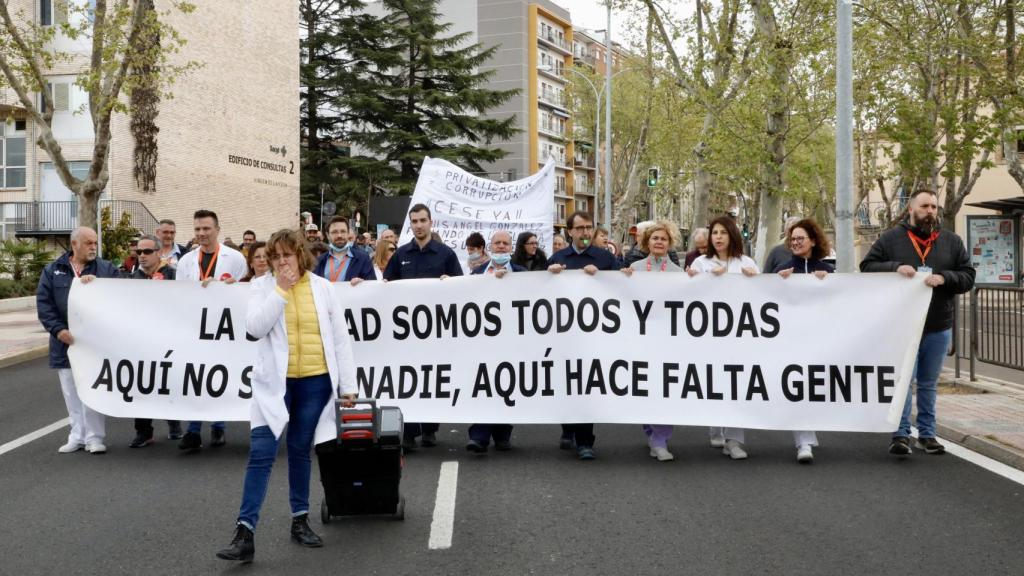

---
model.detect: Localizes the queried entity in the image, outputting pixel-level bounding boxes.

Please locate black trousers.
[134,419,180,435]
[468,424,512,446]
[561,423,595,448]
[404,422,439,441]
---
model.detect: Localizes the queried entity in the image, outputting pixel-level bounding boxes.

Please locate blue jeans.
[237,373,332,530]
[895,329,951,439]
[186,421,225,434]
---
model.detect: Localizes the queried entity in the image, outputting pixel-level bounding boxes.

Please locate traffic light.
[647,167,659,188]
[741,223,750,239]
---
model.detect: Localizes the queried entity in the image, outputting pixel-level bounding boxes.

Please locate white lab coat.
[245,273,358,444]
[175,243,249,282]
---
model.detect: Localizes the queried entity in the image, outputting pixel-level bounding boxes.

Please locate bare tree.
[0,1,195,229]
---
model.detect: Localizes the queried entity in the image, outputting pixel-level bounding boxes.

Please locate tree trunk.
[751,1,788,265]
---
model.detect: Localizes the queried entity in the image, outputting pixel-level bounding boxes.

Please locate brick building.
[0,0,300,245]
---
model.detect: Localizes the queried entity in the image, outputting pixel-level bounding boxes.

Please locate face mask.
[468,251,483,262]
[330,242,348,254]
[491,253,512,266]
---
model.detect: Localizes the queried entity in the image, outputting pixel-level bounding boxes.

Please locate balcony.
[538,33,572,56]
[539,151,573,171]
[538,65,566,83]
[538,121,567,140]
[538,90,568,111]
[574,154,595,170]
[0,199,160,240]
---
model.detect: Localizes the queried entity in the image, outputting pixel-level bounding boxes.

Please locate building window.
[577,198,589,212]
[556,175,566,194]
[0,122,27,189]
[556,203,566,222]
[40,0,68,27]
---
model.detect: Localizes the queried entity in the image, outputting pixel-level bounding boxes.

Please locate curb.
[938,422,1024,472]
[0,345,48,370]
[0,296,36,314]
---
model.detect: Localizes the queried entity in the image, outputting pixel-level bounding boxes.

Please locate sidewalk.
[1,303,1023,470]
[0,300,48,369]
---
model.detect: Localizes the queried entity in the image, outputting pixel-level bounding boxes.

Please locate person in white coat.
[688,216,759,460]
[175,209,249,452]
[217,229,357,564]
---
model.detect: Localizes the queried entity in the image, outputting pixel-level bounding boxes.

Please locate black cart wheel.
[321,499,331,524]
[394,495,406,521]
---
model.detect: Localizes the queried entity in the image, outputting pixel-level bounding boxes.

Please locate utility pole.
[835,0,855,272]
[603,3,613,234]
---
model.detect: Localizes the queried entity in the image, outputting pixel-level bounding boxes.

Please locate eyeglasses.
[134,248,157,256]
[572,225,594,232]
[790,236,810,244]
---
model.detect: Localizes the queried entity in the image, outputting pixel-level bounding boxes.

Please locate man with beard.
[313,216,375,283]
[861,189,974,457]
[37,227,120,454]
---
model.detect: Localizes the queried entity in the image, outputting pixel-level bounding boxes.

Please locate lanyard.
[328,252,349,282]
[71,261,83,278]
[907,231,938,266]
[199,245,220,281]
[646,257,668,272]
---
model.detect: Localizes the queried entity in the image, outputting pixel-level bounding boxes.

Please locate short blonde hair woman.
[217,229,357,563]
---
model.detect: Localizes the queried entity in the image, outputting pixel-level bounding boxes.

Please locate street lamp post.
[604,4,613,233]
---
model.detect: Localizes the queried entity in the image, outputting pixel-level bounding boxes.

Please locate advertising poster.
[967,215,1020,286]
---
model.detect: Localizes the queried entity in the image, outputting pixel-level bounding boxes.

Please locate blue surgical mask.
[330,242,348,254]
[468,250,483,262]
[491,253,512,266]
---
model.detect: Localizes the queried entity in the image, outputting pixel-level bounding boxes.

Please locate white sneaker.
[722,439,748,460]
[649,447,675,461]
[58,442,84,454]
[796,444,814,463]
[709,433,725,448]
[85,441,107,454]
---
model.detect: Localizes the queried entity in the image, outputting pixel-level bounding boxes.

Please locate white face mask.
[468,250,483,262]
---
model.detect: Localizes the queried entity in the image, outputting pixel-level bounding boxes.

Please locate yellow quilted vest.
[280,272,328,378]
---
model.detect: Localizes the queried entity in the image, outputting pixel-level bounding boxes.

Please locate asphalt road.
[2,357,1023,576]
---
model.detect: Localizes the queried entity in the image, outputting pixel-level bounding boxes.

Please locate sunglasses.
[134,248,157,256]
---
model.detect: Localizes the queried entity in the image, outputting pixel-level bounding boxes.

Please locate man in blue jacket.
[313,216,376,284]
[37,226,120,454]
[546,211,618,460]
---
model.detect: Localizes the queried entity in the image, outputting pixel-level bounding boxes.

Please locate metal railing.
[953,286,1024,380]
[0,200,160,239]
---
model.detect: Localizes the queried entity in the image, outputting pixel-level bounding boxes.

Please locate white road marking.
[428,461,459,550]
[912,427,1024,487]
[0,418,70,456]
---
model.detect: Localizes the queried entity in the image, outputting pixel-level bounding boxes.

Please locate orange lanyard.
[71,262,82,278]
[199,245,220,280]
[328,252,348,282]
[907,231,937,266]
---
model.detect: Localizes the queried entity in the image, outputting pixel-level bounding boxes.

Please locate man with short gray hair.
[684,227,709,269]
[763,216,802,274]
[37,226,120,454]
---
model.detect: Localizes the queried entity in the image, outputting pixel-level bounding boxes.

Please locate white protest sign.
[67,272,930,433]
[398,157,555,262]
[338,272,929,432]
[68,279,254,421]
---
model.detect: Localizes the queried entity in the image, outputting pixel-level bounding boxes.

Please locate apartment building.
[0,0,300,243]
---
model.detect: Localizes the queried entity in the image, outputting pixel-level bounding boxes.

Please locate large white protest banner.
[68,280,254,422]
[68,273,930,432]
[397,157,555,262]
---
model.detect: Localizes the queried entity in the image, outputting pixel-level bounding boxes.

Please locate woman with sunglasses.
[372,240,397,280]
[773,218,833,463]
[217,229,357,564]
[688,216,759,460]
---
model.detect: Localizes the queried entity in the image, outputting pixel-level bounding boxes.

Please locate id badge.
[918,266,932,273]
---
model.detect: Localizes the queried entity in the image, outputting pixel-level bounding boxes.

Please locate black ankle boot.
[216,524,254,563]
[290,514,323,548]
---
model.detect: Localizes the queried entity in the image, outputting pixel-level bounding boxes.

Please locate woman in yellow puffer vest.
[218,229,358,564]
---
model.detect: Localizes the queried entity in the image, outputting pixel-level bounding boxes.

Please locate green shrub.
[0,239,52,291]
[0,278,38,299]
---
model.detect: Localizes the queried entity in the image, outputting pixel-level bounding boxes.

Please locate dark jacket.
[472,261,527,275]
[547,244,620,271]
[860,221,975,332]
[773,256,834,274]
[313,248,376,282]
[763,244,793,275]
[383,238,463,280]
[512,252,548,272]
[128,265,176,280]
[623,245,680,267]
[37,252,120,369]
